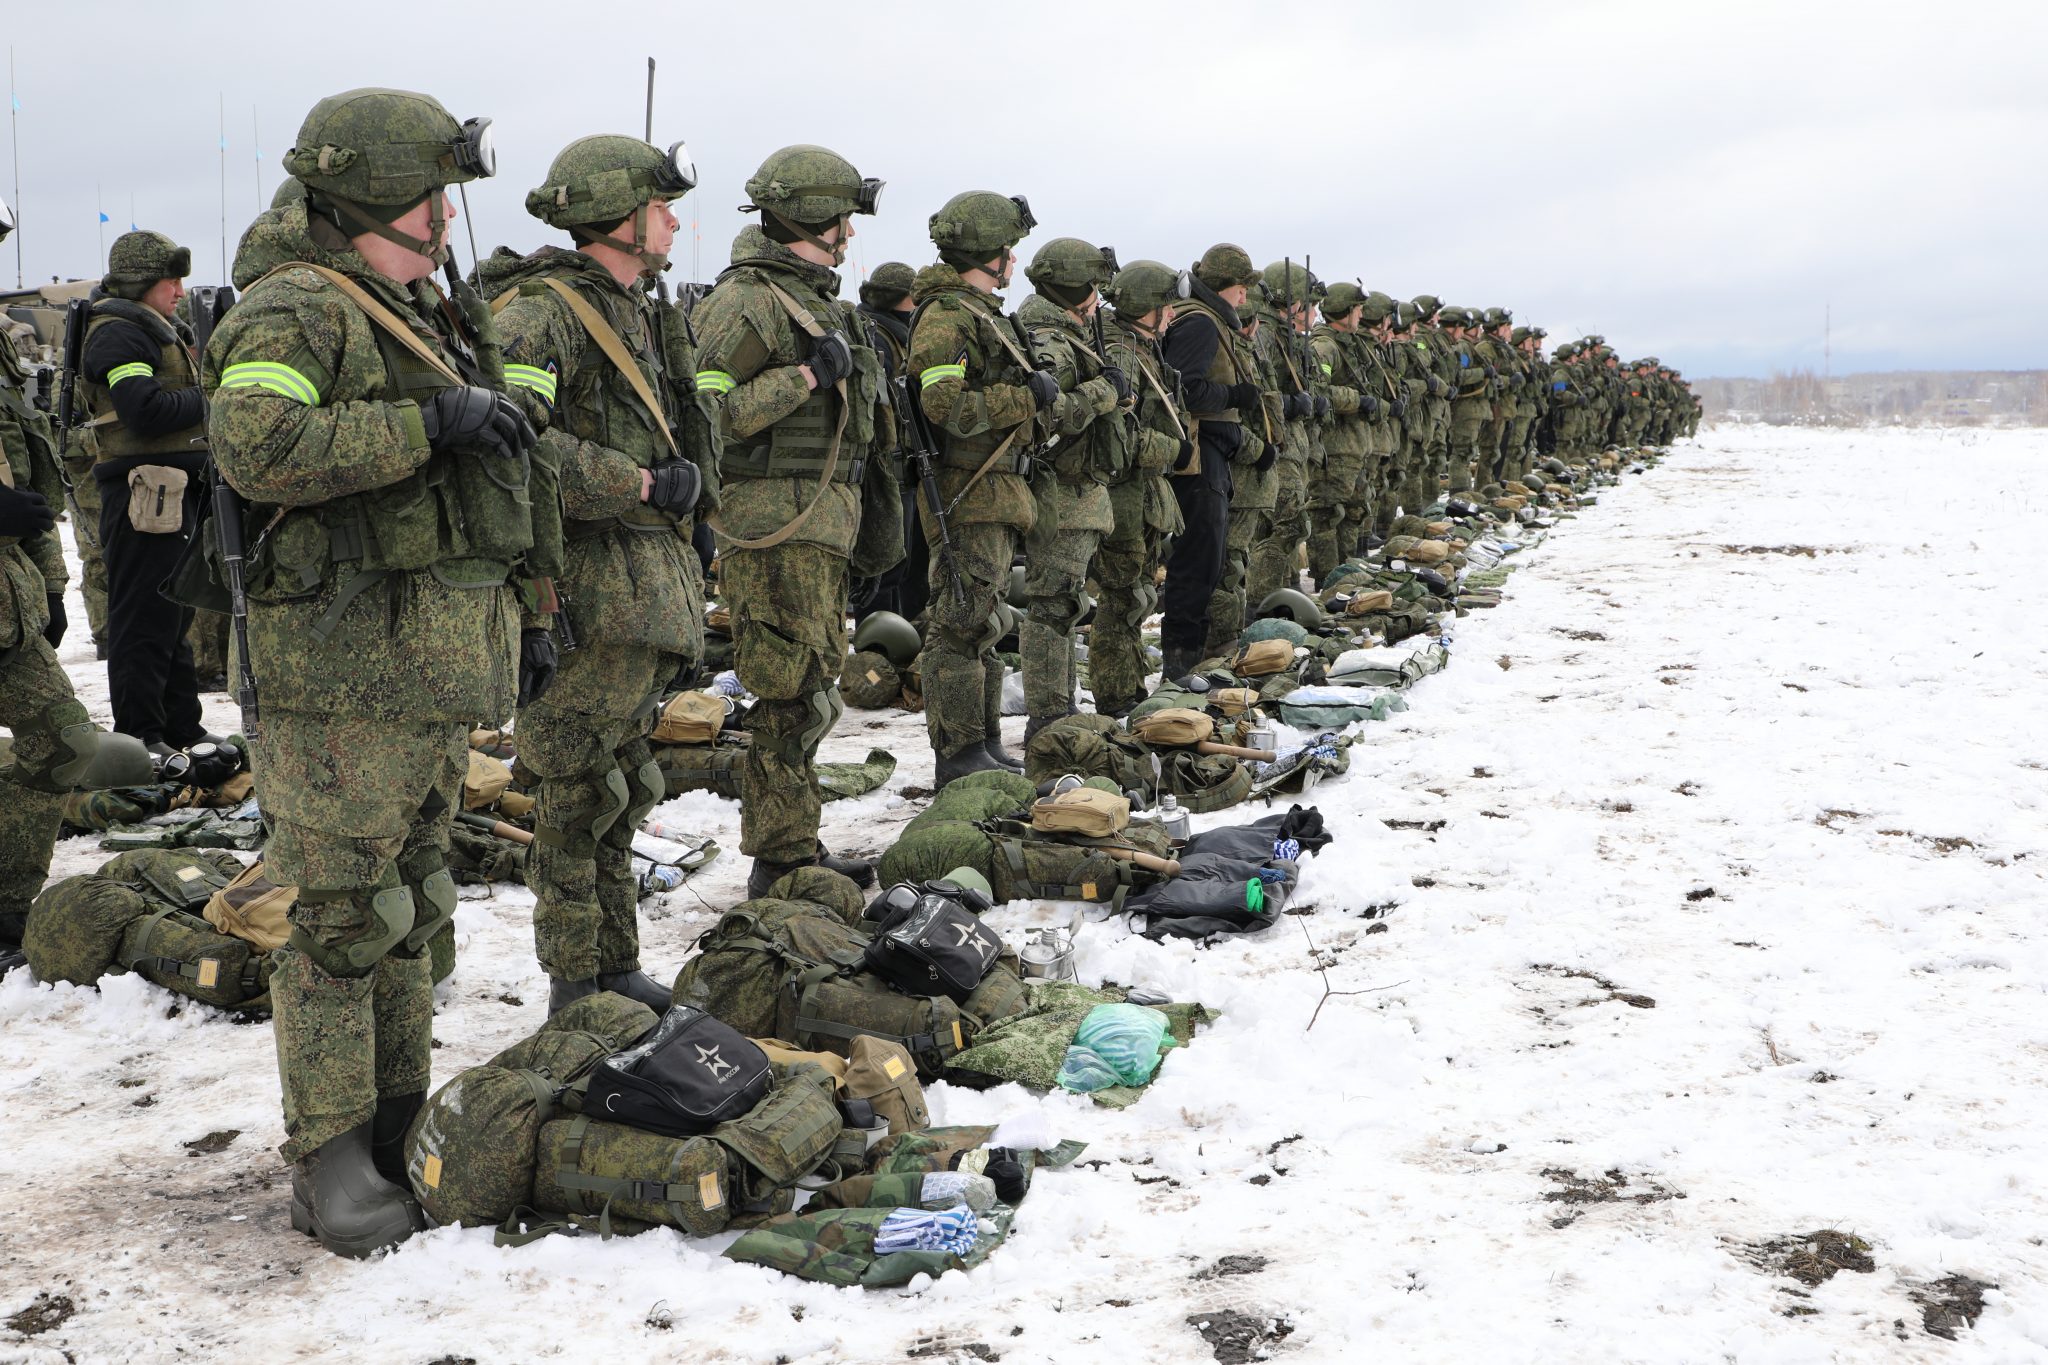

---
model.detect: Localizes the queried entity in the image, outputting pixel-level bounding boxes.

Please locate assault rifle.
[895,370,968,610]
[187,285,262,741]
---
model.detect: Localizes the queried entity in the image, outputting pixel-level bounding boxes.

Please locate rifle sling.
[536,276,680,459]
[256,262,463,387]
[707,276,847,552]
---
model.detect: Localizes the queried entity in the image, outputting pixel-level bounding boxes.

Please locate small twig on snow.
[1298,917,1407,1031]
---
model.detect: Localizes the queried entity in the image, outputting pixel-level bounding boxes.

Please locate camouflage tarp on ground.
[943,979,1214,1108]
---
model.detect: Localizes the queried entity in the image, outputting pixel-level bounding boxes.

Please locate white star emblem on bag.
[696,1043,736,1080]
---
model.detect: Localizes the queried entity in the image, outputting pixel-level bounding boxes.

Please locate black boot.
[548,975,602,1015]
[815,841,876,889]
[1157,645,1203,688]
[983,736,1025,771]
[747,855,816,900]
[369,1091,424,1188]
[595,969,674,1014]
[934,742,1005,788]
[290,1123,424,1258]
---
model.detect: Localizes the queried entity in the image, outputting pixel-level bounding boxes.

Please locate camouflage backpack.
[405,991,658,1228]
[22,849,275,1011]
[1023,714,1152,794]
[669,868,1020,1079]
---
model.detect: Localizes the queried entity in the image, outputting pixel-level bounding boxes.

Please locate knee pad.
[291,885,417,978]
[401,868,458,956]
[623,759,665,829]
[1122,585,1155,631]
[798,685,845,755]
[535,768,631,859]
[11,700,156,794]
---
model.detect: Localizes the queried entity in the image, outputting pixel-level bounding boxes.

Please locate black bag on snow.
[582,1005,772,1137]
[861,889,1004,1004]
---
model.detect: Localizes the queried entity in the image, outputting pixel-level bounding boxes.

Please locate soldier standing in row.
[693,145,885,894]
[1158,244,1264,681]
[484,135,713,1012]
[1308,283,1372,581]
[207,88,541,1256]
[1091,260,1187,717]
[1017,237,1125,745]
[1,198,157,972]
[1246,260,1323,612]
[77,231,213,756]
[852,262,920,625]
[906,191,1043,784]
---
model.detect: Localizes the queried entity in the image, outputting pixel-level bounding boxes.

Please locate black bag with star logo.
[584,1004,773,1137]
[861,888,1005,1004]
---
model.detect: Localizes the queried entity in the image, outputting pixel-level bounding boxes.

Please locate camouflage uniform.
[1386,307,1434,523]
[485,135,714,995]
[1410,297,1457,505]
[1090,260,1186,717]
[1307,284,1371,584]
[206,89,535,1242]
[1208,308,1285,658]
[1470,309,1517,484]
[1016,240,1122,737]
[694,147,886,871]
[907,192,1045,777]
[1245,261,1320,614]
[1353,296,1405,536]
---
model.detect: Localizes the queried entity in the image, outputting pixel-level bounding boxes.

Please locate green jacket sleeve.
[496,289,643,523]
[910,301,1033,438]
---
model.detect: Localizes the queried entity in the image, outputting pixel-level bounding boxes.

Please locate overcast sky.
[6,0,2041,378]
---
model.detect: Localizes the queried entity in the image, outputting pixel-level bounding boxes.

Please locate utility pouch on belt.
[651,690,730,745]
[582,1005,772,1137]
[126,464,188,534]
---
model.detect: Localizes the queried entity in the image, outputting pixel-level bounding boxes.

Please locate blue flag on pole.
[98,212,109,223]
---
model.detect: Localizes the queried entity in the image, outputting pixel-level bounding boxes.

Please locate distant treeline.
[1698,371,2048,426]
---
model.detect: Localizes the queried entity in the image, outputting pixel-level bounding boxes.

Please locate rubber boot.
[548,976,602,1015]
[815,841,876,890]
[290,1123,424,1258]
[747,855,816,900]
[1157,645,1203,689]
[595,969,674,1014]
[369,1091,424,1188]
[933,742,1005,789]
[983,737,1025,771]
[982,659,1024,770]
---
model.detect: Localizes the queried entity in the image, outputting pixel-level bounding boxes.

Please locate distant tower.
[1823,302,1831,385]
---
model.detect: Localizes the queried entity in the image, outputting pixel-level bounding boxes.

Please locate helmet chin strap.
[575,201,670,279]
[329,192,449,262]
[765,208,849,265]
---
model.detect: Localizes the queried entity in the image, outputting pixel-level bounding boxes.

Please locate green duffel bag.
[1023,714,1152,793]
[405,993,659,1227]
[980,817,1176,909]
[724,1204,1016,1288]
[116,906,273,1010]
[23,848,243,991]
[532,1061,845,1236]
[1156,750,1254,814]
[653,736,747,801]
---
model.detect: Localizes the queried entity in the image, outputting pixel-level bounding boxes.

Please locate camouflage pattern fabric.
[518,700,662,980]
[945,980,1213,1107]
[911,520,1014,759]
[724,1204,1015,1287]
[719,541,848,863]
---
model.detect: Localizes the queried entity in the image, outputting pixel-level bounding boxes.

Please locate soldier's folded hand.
[0,485,55,538]
[1099,363,1133,404]
[423,385,538,461]
[1391,398,1408,420]
[1224,380,1261,410]
[1313,394,1331,418]
[43,591,66,648]
[805,329,855,390]
[517,626,559,708]
[1284,391,1316,421]
[1025,369,1061,411]
[1361,394,1381,420]
[645,459,702,517]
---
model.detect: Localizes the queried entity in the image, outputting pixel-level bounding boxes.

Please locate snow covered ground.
[4,425,2047,1364]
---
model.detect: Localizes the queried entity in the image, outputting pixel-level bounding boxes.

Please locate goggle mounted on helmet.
[774,178,886,216]
[652,141,697,196]
[1096,245,1119,276]
[0,196,14,237]
[1008,194,1036,233]
[452,117,497,179]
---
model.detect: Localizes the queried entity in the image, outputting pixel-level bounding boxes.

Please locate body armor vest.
[80,301,207,462]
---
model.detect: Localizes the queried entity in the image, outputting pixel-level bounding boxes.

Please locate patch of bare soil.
[1187,1309,1294,1364]
[1541,1168,1683,1228]
[5,1291,75,1336]
[1531,964,1657,1010]
[1911,1274,1994,1340]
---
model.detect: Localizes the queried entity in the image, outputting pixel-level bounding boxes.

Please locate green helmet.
[1320,282,1365,318]
[1194,243,1259,291]
[1103,259,1189,318]
[1259,260,1313,307]
[1437,306,1469,328]
[1510,326,1531,345]
[1391,301,1419,331]
[283,88,491,207]
[1257,587,1326,628]
[1410,294,1442,319]
[1484,307,1512,328]
[270,178,307,211]
[930,190,1036,261]
[851,610,921,669]
[103,231,191,300]
[527,135,694,230]
[1360,290,1398,325]
[1026,237,1115,297]
[1554,341,1579,360]
[859,261,916,310]
[743,144,881,223]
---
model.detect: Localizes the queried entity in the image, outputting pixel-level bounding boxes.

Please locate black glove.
[1283,391,1315,421]
[0,485,55,539]
[1361,394,1382,420]
[645,460,701,517]
[1254,444,1277,473]
[1099,363,1132,403]
[517,627,559,708]
[1225,380,1261,409]
[1313,394,1331,418]
[806,329,855,390]
[1391,398,1408,421]
[42,591,65,648]
[1171,438,1197,473]
[422,386,537,461]
[1025,370,1061,411]
[1484,365,1497,380]
[1427,375,1446,397]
